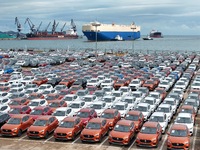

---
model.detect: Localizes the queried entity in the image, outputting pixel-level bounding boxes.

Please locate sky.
[0,0,200,35]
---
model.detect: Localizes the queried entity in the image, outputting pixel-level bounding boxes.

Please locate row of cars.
[0,51,199,149]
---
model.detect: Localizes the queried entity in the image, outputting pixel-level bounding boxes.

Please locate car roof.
[116,119,133,126]
[143,121,159,127]
[79,108,93,112]
[62,116,79,122]
[89,118,105,123]
[178,113,192,117]
[151,112,165,116]
[10,114,28,118]
[55,107,71,111]
[171,124,188,130]
[127,110,141,115]
[37,115,54,120]
[33,106,48,110]
[103,108,117,114]
[158,104,171,108]
[181,105,194,109]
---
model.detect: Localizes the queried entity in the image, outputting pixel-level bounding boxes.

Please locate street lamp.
[131,27,136,53]
[92,21,101,57]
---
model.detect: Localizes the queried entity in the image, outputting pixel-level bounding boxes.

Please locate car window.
[76,118,80,124]
[67,109,71,114]
[0,106,8,111]
[103,103,106,107]
[44,107,49,112]
[60,101,64,105]
[102,120,106,126]
[22,116,29,122]
[22,106,28,111]
[114,111,118,116]
[40,100,45,105]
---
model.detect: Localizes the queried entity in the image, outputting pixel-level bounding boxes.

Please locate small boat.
[143,35,153,40]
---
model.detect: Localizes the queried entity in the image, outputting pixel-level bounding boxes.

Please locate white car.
[142,96,158,112]
[28,99,48,109]
[42,89,57,97]
[82,95,98,106]
[24,84,38,90]
[191,81,200,90]
[0,98,11,105]
[0,104,11,113]
[87,78,101,87]
[68,101,87,114]
[119,86,132,97]
[102,86,115,95]
[10,83,24,89]
[174,113,194,135]
[135,103,151,121]
[172,88,184,100]
[156,104,173,122]
[21,76,35,85]
[158,80,171,91]
[62,94,79,105]
[174,80,188,91]
[162,97,178,114]
[100,78,114,88]
[184,98,199,113]
[38,84,54,93]
[149,112,168,133]
[131,91,145,104]
[89,101,108,116]
[112,102,130,118]
[76,89,89,100]
[54,85,67,93]
[101,95,117,108]
[52,107,75,122]
[111,90,124,101]
[148,92,162,105]
[129,79,142,91]
[121,96,137,110]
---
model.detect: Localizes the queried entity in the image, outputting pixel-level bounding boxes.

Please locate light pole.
[131,27,136,53]
[92,21,101,57]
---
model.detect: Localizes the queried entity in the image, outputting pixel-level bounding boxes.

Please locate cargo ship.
[25,19,78,40]
[82,21,140,41]
[149,30,163,38]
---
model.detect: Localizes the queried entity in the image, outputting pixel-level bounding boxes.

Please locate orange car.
[1,114,34,137]
[109,120,136,145]
[100,109,121,129]
[167,124,190,150]
[136,121,162,147]
[59,77,75,88]
[54,117,83,141]
[155,87,167,101]
[27,116,59,139]
[125,110,144,132]
[32,77,48,86]
[80,118,109,142]
[113,79,128,90]
[143,80,157,91]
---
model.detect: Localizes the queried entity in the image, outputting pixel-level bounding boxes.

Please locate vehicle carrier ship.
[82,21,140,41]
[25,19,78,40]
[149,30,163,38]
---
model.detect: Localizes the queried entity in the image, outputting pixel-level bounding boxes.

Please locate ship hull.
[83,31,140,41]
[25,34,78,40]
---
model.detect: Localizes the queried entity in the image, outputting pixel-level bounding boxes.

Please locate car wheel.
[159,135,162,141]
[72,133,76,141]
[17,129,22,137]
[99,135,103,143]
[44,131,49,139]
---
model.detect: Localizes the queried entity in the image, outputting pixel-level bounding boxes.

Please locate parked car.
[27,116,59,139]
[109,119,136,145]
[0,112,10,129]
[53,116,83,141]
[52,107,75,122]
[80,118,109,142]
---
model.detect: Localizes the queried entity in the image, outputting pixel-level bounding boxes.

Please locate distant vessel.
[143,35,153,40]
[82,21,140,41]
[0,33,16,40]
[25,19,78,40]
[150,30,163,38]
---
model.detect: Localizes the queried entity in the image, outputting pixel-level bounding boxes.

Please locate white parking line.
[128,139,136,150]
[43,135,54,143]
[72,137,80,144]
[18,135,27,141]
[192,124,198,150]
[98,136,108,147]
[160,123,173,150]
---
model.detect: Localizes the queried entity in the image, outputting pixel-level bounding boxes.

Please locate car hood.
[137,133,157,140]
[80,118,90,123]
[29,126,47,131]
[54,127,74,133]
[110,130,130,138]
[29,115,42,120]
[168,136,189,143]
[81,128,101,135]
[1,124,20,130]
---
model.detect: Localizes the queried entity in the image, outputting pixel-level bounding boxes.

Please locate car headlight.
[152,138,157,143]
[136,137,140,141]
[68,132,72,135]
[84,120,88,125]
[12,128,18,132]
[40,130,45,133]
[95,133,100,137]
[167,140,171,144]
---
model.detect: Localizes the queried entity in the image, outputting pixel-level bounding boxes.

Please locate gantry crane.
[25,18,36,33]
[15,17,22,37]
[52,20,59,34]
[71,19,77,32]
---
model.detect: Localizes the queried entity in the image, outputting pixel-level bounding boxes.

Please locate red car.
[54,117,83,141]
[76,108,97,127]
[125,110,144,132]
[113,79,129,90]
[100,109,121,129]
[27,116,59,139]
[32,77,48,86]
[9,105,32,117]
[1,114,34,137]
[143,80,157,91]
[29,106,53,120]
[59,77,75,88]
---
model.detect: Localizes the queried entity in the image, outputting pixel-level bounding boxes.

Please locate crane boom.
[61,23,66,32]
[25,18,35,33]
[45,22,51,32]
[37,21,42,32]
[15,17,22,33]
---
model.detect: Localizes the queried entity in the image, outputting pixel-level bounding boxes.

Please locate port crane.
[15,17,22,37]
[25,18,36,33]
[52,20,59,34]
[45,22,51,33]
[36,21,42,33]
[71,19,77,32]
[61,23,66,32]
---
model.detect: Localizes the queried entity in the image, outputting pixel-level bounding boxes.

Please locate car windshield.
[91,104,102,109]
[157,107,170,113]
[33,119,47,126]
[101,113,114,119]
[53,111,65,116]
[46,96,56,100]
[83,97,92,102]
[181,109,192,114]
[30,109,43,115]
[149,116,164,122]
[144,100,154,105]
[140,126,157,134]
[125,114,139,121]
[114,124,131,132]
[170,129,187,137]
[9,101,20,105]
[131,81,139,84]
[9,108,20,114]
[102,98,112,102]
[63,96,73,101]
[29,102,39,106]
[112,105,124,110]
[124,99,134,104]
[7,118,21,124]
[77,91,86,96]
[76,111,89,118]
[28,95,38,100]
[164,101,174,105]
[49,103,59,107]
[86,122,101,129]
[176,117,192,123]
[112,93,121,97]
[59,121,74,128]
[69,103,80,108]
[184,101,197,106]
[94,92,104,97]
[135,106,147,112]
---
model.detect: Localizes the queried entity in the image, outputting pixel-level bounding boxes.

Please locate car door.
[101,119,108,136]
[48,117,56,133]
[74,117,82,133]
[21,115,30,131]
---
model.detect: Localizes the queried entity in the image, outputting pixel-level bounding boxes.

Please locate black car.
[0,112,10,128]
[72,78,87,89]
